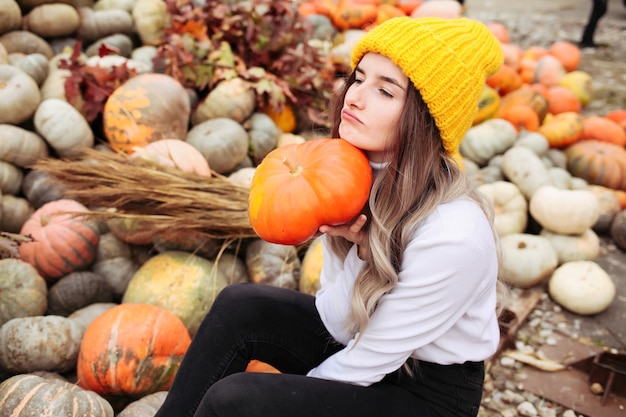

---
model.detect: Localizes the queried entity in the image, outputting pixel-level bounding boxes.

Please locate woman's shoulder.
[419,197,492,239]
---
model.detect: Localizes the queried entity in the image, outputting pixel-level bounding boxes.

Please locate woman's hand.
[319,214,369,260]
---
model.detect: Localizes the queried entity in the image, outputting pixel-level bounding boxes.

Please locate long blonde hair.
[327,71,505,338]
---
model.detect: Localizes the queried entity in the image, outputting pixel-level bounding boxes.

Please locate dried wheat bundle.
[32,148,257,240]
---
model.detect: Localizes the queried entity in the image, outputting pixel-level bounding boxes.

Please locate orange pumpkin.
[523,46,549,61]
[498,86,549,123]
[498,104,540,133]
[331,3,378,30]
[565,140,626,191]
[533,55,566,87]
[397,0,423,14]
[262,102,297,134]
[538,112,584,148]
[549,40,581,72]
[486,22,510,44]
[500,42,523,70]
[546,85,582,115]
[375,3,406,24]
[102,73,191,154]
[605,109,626,130]
[486,64,523,96]
[77,303,191,399]
[579,116,626,147]
[246,360,281,374]
[248,138,373,245]
[19,199,100,282]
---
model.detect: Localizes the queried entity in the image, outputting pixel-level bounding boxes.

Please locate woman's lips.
[341,108,362,124]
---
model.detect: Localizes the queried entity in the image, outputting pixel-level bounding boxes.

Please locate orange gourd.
[246,360,281,374]
[533,55,566,87]
[605,109,626,130]
[498,105,540,133]
[565,140,626,191]
[375,3,406,24]
[397,0,423,14]
[486,22,510,44]
[262,102,297,133]
[498,86,549,122]
[486,64,523,96]
[538,112,584,148]
[77,303,191,399]
[546,85,582,115]
[549,40,581,72]
[579,116,626,147]
[331,3,378,30]
[500,42,523,70]
[19,199,100,282]
[103,73,191,154]
[248,138,373,245]
[523,46,549,61]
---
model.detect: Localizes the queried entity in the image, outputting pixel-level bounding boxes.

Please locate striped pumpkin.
[0,374,113,416]
[76,303,191,399]
[18,199,100,282]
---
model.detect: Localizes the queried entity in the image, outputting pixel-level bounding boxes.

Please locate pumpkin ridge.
[46,225,94,273]
[34,227,67,278]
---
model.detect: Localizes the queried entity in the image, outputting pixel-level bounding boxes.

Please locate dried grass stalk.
[32,148,257,240]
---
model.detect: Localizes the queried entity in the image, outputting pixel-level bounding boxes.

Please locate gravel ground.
[463,1,626,416]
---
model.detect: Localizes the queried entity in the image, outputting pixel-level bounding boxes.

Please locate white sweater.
[306,197,500,386]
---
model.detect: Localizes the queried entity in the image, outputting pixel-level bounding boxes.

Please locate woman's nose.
[345,86,363,108]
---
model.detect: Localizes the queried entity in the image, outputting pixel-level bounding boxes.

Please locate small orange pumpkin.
[486,63,523,96]
[19,199,100,282]
[605,109,626,130]
[565,140,626,191]
[498,104,540,133]
[546,85,582,115]
[246,360,281,374]
[533,55,566,87]
[579,116,626,147]
[538,112,584,148]
[498,86,549,123]
[331,3,378,30]
[486,22,510,44]
[248,138,373,245]
[549,40,581,72]
[77,303,191,399]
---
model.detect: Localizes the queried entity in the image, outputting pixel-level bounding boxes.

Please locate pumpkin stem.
[282,157,303,176]
[40,214,50,227]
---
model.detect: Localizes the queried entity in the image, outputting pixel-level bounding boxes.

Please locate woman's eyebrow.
[379,75,406,90]
[355,66,406,90]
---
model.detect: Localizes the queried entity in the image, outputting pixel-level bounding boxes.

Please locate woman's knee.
[198,373,265,416]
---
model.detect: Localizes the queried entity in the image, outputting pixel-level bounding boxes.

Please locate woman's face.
[339,53,408,163]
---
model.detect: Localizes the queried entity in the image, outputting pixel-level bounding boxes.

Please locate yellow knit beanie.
[351,16,503,157]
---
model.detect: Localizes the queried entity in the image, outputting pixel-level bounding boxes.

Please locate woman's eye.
[354,78,364,84]
[379,89,393,98]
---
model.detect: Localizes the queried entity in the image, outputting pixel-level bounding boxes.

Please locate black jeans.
[155,283,484,417]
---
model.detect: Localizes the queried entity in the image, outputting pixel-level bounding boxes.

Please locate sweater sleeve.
[307,201,498,386]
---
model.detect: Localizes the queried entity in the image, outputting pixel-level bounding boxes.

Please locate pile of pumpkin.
[1,0,626,415]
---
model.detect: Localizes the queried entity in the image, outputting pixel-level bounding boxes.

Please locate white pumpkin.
[34,98,94,157]
[548,261,615,315]
[499,233,558,288]
[540,228,600,264]
[460,118,517,166]
[477,181,527,236]
[501,146,553,199]
[529,185,600,235]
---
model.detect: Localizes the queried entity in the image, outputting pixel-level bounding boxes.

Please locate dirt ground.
[461,2,626,416]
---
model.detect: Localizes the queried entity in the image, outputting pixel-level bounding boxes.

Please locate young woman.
[155,16,505,417]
